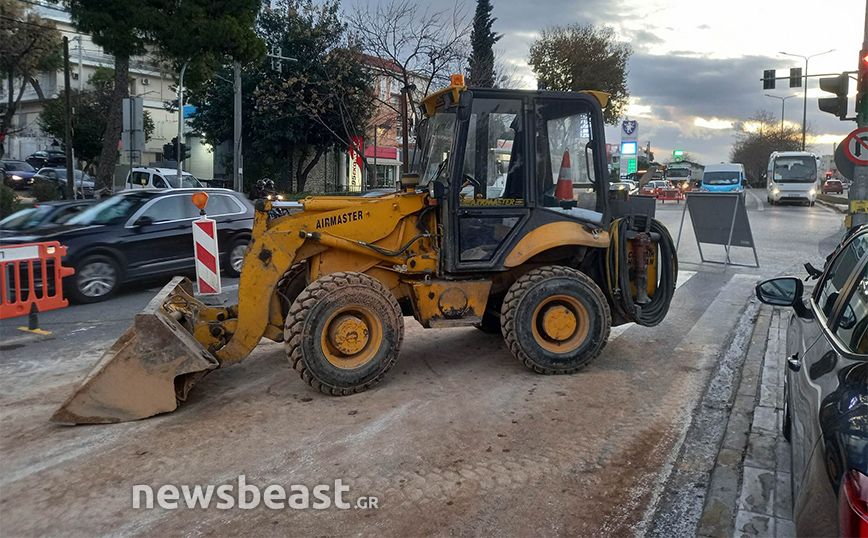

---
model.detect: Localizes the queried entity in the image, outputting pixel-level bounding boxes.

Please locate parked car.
[822,179,844,195]
[640,180,668,196]
[34,168,96,198]
[0,189,253,303]
[755,229,868,537]
[0,200,91,232]
[1,160,38,189]
[26,150,67,170]
[124,167,204,190]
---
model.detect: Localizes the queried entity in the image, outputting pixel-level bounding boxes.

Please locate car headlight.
[11,174,22,181]
[277,194,284,200]
[773,188,780,195]
[809,188,816,196]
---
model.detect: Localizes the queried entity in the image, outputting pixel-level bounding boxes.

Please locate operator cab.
[417,76,611,273]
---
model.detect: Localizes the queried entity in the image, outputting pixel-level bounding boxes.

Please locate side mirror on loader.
[428,180,447,200]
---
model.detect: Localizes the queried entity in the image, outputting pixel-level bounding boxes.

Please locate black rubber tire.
[501,265,610,374]
[284,272,403,395]
[66,254,121,304]
[278,263,309,319]
[223,237,248,278]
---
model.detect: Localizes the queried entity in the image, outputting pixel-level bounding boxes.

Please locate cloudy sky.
[490,0,865,163]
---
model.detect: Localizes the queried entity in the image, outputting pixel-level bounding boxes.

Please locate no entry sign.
[843,127,868,166]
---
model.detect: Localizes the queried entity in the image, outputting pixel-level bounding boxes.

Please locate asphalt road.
[0,192,846,537]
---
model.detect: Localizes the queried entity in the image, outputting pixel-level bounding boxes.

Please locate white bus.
[766,151,820,206]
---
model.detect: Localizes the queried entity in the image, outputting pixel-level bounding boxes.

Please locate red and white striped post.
[190,192,221,295]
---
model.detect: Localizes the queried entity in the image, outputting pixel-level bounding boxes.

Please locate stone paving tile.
[722,403,753,451]
[744,432,776,469]
[774,517,796,538]
[774,472,793,519]
[735,510,775,537]
[752,406,778,434]
[739,466,775,515]
[775,436,792,474]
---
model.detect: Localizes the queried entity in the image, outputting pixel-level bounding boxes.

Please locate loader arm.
[52,191,432,424]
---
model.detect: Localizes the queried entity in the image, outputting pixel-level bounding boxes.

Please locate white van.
[701,163,745,193]
[124,167,204,190]
[766,152,820,206]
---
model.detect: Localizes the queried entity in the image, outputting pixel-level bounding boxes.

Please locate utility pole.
[233,60,242,192]
[63,37,75,199]
[780,49,835,150]
[765,94,796,135]
[850,5,868,228]
[176,61,189,184]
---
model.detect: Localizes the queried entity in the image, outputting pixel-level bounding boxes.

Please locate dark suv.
[0,189,253,303]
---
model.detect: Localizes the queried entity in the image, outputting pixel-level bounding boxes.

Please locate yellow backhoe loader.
[52,75,678,424]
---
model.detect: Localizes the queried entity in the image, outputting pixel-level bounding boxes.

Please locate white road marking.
[745,189,764,211]
[609,270,697,340]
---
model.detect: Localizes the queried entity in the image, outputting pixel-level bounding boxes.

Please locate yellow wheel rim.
[531,294,589,354]
[321,305,383,369]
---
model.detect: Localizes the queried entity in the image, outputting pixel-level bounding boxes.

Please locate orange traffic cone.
[554,150,573,201]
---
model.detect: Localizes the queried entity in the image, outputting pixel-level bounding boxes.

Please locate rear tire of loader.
[501,265,610,374]
[284,271,403,395]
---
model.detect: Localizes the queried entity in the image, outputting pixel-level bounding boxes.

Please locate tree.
[38,68,153,173]
[188,1,372,192]
[730,110,805,187]
[348,0,470,137]
[528,24,631,124]
[68,0,263,193]
[467,0,500,88]
[0,0,62,159]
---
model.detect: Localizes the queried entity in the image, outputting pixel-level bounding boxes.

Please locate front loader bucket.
[51,278,219,424]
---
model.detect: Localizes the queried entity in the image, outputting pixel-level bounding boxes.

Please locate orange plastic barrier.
[0,241,75,320]
[657,188,684,202]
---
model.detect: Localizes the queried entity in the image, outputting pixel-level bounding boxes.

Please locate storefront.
[364,146,401,189]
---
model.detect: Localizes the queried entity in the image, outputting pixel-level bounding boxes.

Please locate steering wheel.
[461,175,482,189]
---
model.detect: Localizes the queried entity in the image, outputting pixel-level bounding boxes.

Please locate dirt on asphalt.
[0,271,752,537]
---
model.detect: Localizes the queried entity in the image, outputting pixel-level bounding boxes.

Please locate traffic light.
[789,67,802,88]
[818,73,849,120]
[180,143,191,162]
[858,48,868,124]
[763,69,776,90]
[673,149,684,162]
[162,142,176,161]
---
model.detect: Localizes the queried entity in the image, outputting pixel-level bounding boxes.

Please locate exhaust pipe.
[51,278,219,424]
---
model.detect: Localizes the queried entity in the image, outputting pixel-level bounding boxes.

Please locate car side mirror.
[135,215,154,227]
[756,277,809,317]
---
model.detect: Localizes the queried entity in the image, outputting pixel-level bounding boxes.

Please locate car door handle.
[787,353,801,372]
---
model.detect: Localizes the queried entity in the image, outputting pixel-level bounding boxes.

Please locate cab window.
[536,99,598,210]
[152,175,167,189]
[459,98,524,206]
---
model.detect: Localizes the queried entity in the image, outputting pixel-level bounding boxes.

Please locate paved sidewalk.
[696,307,794,538]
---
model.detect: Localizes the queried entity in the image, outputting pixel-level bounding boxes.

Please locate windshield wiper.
[431,156,450,182]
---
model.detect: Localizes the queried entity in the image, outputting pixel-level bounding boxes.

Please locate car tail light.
[840,469,868,537]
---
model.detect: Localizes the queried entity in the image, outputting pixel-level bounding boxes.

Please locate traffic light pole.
[850,6,868,229]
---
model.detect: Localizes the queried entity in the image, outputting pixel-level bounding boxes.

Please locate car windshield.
[4,161,35,172]
[773,156,817,182]
[417,112,457,186]
[162,174,203,188]
[67,195,142,225]
[667,169,689,178]
[0,206,52,230]
[704,172,740,185]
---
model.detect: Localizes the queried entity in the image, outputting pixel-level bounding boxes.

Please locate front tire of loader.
[284,271,404,395]
[501,265,610,374]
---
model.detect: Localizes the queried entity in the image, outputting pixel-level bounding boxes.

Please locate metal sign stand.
[676,193,760,269]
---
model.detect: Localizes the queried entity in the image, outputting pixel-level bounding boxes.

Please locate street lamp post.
[176,60,189,184]
[780,49,835,151]
[764,94,796,135]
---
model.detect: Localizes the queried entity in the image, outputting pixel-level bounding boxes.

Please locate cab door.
[447,93,529,273]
